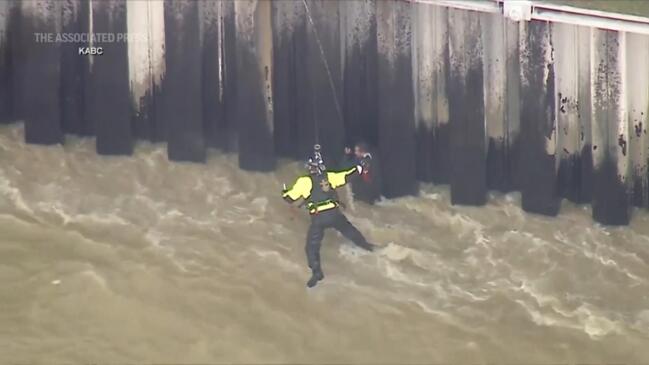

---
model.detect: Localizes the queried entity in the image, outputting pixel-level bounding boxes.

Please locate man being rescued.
[282,145,376,288]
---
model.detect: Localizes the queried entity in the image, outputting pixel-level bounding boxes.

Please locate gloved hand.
[359,155,371,171]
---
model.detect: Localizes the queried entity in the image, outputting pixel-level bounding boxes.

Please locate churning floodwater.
[1,123,648,363]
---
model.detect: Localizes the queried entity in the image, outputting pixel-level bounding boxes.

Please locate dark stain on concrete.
[21,1,64,145]
[618,133,627,156]
[60,0,88,136]
[377,1,417,198]
[519,20,560,216]
[0,1,19,123]
[235,1,274,171]
[201,2,224,150]
[162,0,205,162]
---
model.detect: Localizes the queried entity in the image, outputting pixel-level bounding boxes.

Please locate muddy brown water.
[0,125,648,363]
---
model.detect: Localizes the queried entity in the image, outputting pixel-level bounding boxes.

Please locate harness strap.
[306,199,339,215]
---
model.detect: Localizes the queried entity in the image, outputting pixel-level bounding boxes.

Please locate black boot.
[357,242,376,252]
[306,267,324,288]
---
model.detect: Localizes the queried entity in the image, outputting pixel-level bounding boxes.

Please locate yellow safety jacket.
[283,166,359,214]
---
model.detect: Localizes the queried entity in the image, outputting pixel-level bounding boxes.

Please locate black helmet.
[306,144,326,175]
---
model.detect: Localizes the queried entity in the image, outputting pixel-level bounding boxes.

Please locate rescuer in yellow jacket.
[283,145,376,288]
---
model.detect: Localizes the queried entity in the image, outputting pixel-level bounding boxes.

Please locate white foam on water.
[515,298,576,329]
[632,310,649,335]
[144,229,189,273]
[335,191,638,343]
[513,281,623,339]
[379,242,419,262]
[80,269,109,290]
[448,283,490,302]
[406,297,494,339]
[375,241,443,273]
[553,229,647,284]
[43,204,132,229]
[380,259,429,288]
[579,306,621,338]
[0,172,36,217]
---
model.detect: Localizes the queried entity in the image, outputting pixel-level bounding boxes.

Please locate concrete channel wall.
[1,0,648,225]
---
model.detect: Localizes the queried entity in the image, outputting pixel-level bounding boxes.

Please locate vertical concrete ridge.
[431,6,451,185]
[21,0,64,145]
[482,11,512,192]
[413,2,448,183]
[127,0,164,142]
[60,0,88,136]
[553,22,585,202]
[271,0,304,159]
[377,0,417,198]
[220,0,237,152]
[235,0,275,171]
[200,0,223,149]
[126,0,150,120]
[447,8,486,205]
[574,25,594,204]
[91,0,131,155]
[7,0,22,122]
[163,0,204,162]
[591,28,630,225]
[304,0,343,163]
[503,18,522,191]
[0,0,16,123]
[519,20,560,216]
[341,0,378,152]
[626,32,649,208]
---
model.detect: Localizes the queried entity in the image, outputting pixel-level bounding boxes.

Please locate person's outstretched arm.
[327,165,363,189]
[282,176,312,205]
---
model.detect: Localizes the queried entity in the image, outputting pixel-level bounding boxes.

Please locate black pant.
[305,208,371,273]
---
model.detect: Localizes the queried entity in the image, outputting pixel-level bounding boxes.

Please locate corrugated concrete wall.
[0,0,16,123]
[1,0,649,225]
